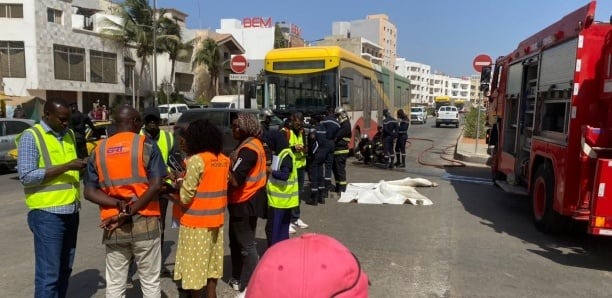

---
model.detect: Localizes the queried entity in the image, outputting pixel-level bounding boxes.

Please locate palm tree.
[192,38,221,96]
[157,17,190,89]
[100,0,174,109]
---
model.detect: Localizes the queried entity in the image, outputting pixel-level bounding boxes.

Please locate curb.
[454,132,491,165]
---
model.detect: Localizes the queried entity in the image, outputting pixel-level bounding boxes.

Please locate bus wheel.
[532,164,566,234]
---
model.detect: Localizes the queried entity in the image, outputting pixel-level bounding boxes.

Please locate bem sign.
[243,17,272,28]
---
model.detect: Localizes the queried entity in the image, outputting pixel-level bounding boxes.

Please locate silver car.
[0,118,35,171]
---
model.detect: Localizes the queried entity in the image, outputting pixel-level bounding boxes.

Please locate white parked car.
[410,107,428,124]
[158,103,189,125]
[435,106,459,128]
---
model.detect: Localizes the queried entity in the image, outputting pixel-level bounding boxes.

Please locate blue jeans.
[28,209,79,298]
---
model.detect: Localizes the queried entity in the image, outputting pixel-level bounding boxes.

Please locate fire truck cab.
[488,1,612,235]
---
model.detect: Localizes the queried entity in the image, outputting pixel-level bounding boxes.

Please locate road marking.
[442,173,493,185]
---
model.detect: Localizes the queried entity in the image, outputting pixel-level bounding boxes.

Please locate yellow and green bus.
[263,46,410,148]
[434,96,451,111]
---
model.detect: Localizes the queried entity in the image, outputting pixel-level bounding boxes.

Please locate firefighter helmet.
[260,108,274,117]
[335,106,348,122]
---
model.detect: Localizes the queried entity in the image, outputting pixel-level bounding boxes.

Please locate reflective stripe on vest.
[24,125,80,209]
[178,152,229,228]
[288,130,306,168]
[141,129,173,184]
[266,148,299,209]
[140,129,173,164]
[229,137,267,204]
[95,132,158,220]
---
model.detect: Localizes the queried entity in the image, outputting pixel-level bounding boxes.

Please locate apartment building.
[316,36,383,64]
[395,58,430,105]
[332,14,397,69]
[428,72,471,104]
[0,0,127,112]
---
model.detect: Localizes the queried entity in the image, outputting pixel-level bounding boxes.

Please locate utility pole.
[152,0,158,107]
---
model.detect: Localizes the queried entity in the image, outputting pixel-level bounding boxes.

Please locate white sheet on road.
[338,177,437,205]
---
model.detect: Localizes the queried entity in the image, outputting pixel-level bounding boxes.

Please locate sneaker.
[293,219,309,229]
[289,224,297,234]
[229,278,241,291]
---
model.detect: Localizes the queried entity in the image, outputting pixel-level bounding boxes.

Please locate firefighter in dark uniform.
[382,109,398,169]
[318,107,340,201]
[395,109,409,168]
[307,115,325,205]
[332,107,351,197]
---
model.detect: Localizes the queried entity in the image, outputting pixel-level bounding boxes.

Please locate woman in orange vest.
[227,112,267,294]
[172,119,229,298]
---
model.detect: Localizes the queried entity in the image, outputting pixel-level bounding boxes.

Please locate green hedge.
[463,108,487,139]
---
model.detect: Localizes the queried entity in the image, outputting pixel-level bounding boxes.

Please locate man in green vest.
[17,98,87,298]
[140,106,176,275]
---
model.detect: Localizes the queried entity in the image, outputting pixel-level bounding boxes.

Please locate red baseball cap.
[246,233,369,298]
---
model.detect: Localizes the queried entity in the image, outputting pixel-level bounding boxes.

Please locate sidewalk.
[454,132,490,165]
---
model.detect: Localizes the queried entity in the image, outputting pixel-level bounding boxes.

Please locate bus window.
[340,77,351,106]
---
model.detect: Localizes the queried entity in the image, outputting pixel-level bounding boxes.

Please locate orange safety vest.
[95,132,160,220]
[229,137,267,204]
[176,152,229,228]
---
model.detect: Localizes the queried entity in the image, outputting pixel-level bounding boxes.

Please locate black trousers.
[229,216,259,289]
[332,153,348,192]
[395,134,407,155]
[383,136,395,159]
[312,144,332,195]
[323,140,335,189]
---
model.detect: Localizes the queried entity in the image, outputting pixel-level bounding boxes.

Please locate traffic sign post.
[229,74,249,81]
[472,54,492,155]
[230,55,248,74]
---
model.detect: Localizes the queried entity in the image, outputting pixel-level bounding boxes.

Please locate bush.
[463,108,487,139]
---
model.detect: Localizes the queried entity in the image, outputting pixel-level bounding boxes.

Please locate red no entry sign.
[472,54,492,73]
[230,55,248,74]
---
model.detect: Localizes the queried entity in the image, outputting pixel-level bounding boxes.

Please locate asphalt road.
[2,118,612,297]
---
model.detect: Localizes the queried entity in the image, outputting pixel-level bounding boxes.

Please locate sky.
[153,0,612,77]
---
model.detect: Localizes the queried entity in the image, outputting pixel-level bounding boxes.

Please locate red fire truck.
[487,1,612,235]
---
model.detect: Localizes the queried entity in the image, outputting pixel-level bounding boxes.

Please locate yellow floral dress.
[173,155,224,290]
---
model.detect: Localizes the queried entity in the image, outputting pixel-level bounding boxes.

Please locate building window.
[0,41,25,78]
[174,72,194,92]
[53,44,85,81]
[0,4,23,18]
[90,50,117,83]
[47,8,62,24]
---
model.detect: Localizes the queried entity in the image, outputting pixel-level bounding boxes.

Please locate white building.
[429,72,471,103]
[0,0,127,113]
[316,36,383,65]
[215,18,275,78]
[332,14,397,69]
[395,58,430,105]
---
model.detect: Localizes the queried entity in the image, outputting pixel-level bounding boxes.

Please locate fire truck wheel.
[532,164,566,234]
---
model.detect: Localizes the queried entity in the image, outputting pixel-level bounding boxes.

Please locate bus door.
[378,80,385,117]
[363,78,372,132]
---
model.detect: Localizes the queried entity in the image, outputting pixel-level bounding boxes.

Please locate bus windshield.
[265,69,337,115]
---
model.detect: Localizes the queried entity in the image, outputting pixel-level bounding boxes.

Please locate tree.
[274,24,287,48]
[157,17,190,89]
[100,0,174,109]
[192,38,221,96]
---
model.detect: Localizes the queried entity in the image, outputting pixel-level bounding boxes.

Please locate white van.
[209,94,257,109]
[158,103,189,125]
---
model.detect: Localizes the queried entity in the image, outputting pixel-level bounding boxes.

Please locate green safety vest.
[266,148,299,209]
[288,130,306,169]
[141,129,174,164]
[22,124,80,209]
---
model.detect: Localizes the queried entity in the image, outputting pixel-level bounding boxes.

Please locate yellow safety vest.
[141,129,174,164]
[288,130,306,169]
[266,148,299,209]
[22,124,80,209]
